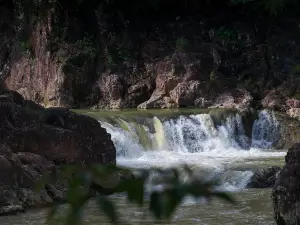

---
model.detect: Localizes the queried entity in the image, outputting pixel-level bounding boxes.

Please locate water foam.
[100,110,284,191]
[252,110,280,148]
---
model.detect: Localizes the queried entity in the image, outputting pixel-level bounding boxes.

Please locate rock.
[210,88,253,111]
[138,91,176,109]
[137,92,164,109]
[261,90,287,111]
[259,76,300,113]
[2,7,300,111]
[139,48,219,108]
[194,97,212,108]
[272,143,300,225]
[247,166,281,188]
[169,81,200,107]
[286,99,300,109]
[276,77,300,98]
[0,89,24,105]
[126,77,155,108]
[286,108,300,120]
[0,205,25,216]
[45,184,65,202]
[0,105,116,164]
[209,108,238,126]
[18,188,53,208]
[0,88,116,215]
[274,113,300,149]
[96,74,126,109]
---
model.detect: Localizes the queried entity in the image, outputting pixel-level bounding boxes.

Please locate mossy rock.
[209,108,258,139]
[209,108,238,127]
[240,109,258,139]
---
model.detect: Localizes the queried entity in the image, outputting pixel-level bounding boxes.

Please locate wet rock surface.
[273,143,300,225]
[247,166,281,188]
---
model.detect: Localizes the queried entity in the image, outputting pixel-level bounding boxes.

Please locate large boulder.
[169,81,200,107]
[209,88,253,111]
[274,113,300,149]
[286,99,300,109]
[261,77,300,113]
[125,76,155,108]
[138,91,176,109]
[261,90,287,111]
[138,47,220,109]
[0,89,116,215]
[272,143,300,225]
[0,105,115,164]
[247,166,281,188]
[286,108,300,121]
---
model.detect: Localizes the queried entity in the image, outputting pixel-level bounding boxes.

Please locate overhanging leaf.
[149,186,184,221]
[46,204,59,224]
[212,192,236,204]
[97,196,118,224]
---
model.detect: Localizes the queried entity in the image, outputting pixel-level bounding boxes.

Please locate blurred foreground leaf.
[41,164,236,224]
[97,196,118,224]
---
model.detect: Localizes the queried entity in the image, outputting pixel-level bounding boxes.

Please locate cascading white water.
[252,110,280,148]
[100,110,285,191]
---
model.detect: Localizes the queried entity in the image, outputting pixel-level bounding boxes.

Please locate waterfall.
[252,110,280,148]
[100,111,279,156]
[99,110,284,191]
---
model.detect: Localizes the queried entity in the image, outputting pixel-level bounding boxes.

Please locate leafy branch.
[39,164,235,225]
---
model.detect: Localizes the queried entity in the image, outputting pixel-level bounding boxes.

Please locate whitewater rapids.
[99,110,285,192]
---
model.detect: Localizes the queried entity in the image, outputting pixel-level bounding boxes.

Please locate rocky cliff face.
[1,3,300,112]
[273,143,300,225]
[0,84,116,215]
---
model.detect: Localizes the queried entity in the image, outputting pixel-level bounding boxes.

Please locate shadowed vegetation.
[39,164,235,224]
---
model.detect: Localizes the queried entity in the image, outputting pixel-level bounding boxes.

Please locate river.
[0,109,285,225]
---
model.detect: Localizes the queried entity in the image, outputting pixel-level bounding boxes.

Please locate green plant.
[75,36,98,59]
[215,27,237,44]
[104,50,118,69]
[175,37,189,52]
[103,44,132,69]
[292,64,300,74]
[230,0,298,15]
[40,164,235,225]
[294,93,300,100]
[19,39,32,56]
[210,71,217,81]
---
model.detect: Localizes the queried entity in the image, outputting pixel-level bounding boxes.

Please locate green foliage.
[104,46,132,69]
[230,0,298,15]
[257,0,297,16]
[210,71,217,81]
[41,164,235,224]
[175,37,189,52]
[292,64,300,74]
[294,93,300,100]
[75,36,98,59]
[19,39,32,56]
[215,27,237,45]
[216,27,235,39]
